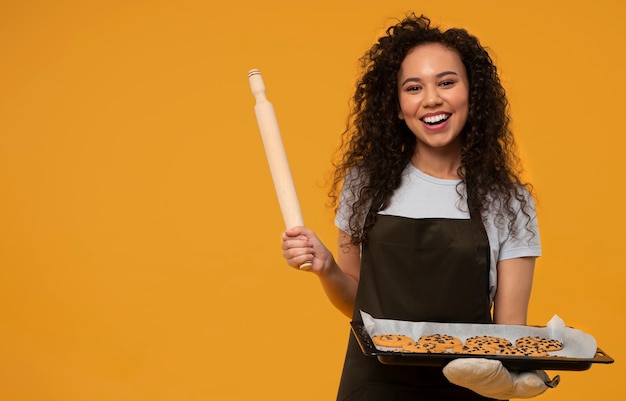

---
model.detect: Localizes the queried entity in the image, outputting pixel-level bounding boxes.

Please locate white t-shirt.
[334,164,542,301]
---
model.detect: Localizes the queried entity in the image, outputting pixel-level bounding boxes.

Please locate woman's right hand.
[281,226,333,274]
[282,227,360,317]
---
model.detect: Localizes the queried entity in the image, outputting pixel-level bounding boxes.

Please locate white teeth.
[423,114,449,124]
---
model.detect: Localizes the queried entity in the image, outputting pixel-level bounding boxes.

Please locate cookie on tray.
[401,341,437,353]
[418,334,462,352]
[455,345,498,355]
[500,346,549,357]
[465,335,513,351]
[515,336,563,352]
[372,334,414,348]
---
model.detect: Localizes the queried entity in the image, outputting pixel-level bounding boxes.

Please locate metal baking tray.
[351,320,614,371]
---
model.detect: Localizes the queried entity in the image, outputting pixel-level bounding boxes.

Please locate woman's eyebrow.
[400,71,459,87]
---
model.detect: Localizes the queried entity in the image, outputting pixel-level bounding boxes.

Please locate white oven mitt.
[443,358,560,399]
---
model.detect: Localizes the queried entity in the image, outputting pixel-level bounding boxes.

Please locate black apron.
[336,211,498,401]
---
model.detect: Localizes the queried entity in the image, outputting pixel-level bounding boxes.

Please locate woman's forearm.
[315,260,359,318]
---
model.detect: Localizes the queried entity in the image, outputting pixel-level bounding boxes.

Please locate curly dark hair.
[329,13,535,245]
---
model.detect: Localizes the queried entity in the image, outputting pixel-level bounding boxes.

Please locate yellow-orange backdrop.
[1,1,624,400]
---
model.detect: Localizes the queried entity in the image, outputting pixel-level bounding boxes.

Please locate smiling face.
[397,42,470,155]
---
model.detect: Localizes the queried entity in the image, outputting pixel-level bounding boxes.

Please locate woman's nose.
[423,88,443,107]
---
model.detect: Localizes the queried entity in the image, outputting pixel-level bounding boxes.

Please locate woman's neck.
[411,148,461,179]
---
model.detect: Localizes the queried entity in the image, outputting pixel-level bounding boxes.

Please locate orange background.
[1,1,624,400]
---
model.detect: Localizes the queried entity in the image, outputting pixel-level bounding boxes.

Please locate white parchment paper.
[361,310,597,358]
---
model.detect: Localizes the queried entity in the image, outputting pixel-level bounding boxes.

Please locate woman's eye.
[406,85,422,92]
[440,80,455,87]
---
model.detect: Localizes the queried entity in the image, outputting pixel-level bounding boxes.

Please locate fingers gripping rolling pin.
[248,69,313,270]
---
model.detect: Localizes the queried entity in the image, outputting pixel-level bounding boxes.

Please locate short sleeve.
[494,190,542,261]
[334,167,367,235]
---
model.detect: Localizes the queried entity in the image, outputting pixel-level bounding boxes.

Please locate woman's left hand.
[443,358,559,399]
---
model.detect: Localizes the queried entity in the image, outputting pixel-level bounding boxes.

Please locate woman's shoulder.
[482,184,539,240]
[485,183,536,210]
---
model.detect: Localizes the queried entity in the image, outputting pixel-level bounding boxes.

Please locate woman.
[282,14,550,400]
